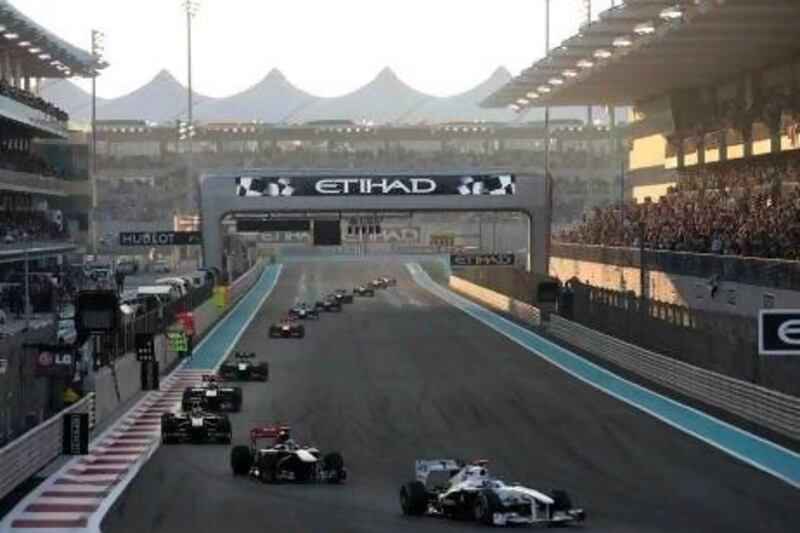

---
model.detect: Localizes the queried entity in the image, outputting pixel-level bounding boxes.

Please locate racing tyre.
[474,491,501,526]
[230,445,252,475]
[547,489,573,512]
[231,389,243,412]
[400,481,427,516]
[323,452,345,483]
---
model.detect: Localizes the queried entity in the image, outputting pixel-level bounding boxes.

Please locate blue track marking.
[406,263,800,489]
[185,265,282,370]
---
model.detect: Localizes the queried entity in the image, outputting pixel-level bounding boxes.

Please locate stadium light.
[562,69,578,78]
[517,98,530,106]
[659,6,682,20]
[593,48,612,59]
[3,33,18,40]
[17,40,30,47]
[525,92,540,99]
[28,47,41,54]
[538,85,552,94]
[577,59,594,69]
[634,22,655,35]
[508,104,521,112]
[612,36,632,48]
[548,77,564,85]
[38,53,51,60]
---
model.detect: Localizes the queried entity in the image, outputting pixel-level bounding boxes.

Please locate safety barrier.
[0,393,95,501]
[449,276,540,326]
[548,315,800,441]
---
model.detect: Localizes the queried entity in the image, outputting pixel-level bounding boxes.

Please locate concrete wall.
[550,255,800,318]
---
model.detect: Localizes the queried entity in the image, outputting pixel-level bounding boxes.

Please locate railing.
[548,316,800,441]
[551,241,800,292]
[0,393,95,501]
[449,276,540,326]
[100,281,214,363]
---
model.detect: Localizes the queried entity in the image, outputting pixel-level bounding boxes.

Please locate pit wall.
[91,262,264,425]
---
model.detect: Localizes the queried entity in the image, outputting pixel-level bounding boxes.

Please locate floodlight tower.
[90,30,105,255]
[183,0,200,212]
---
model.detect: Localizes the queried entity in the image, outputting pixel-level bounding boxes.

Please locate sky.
[11,0,617,99]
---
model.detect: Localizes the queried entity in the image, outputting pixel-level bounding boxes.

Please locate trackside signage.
[450,253,515,267]
[62,412,89,455]
[236,174,516,197]
[759,309,800,356]
[119,231,202,246]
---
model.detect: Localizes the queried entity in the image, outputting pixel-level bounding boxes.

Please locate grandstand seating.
[559,151,800,260]
[0,79,68,122]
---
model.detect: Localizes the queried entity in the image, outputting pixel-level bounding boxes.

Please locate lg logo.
[759,310,800,356]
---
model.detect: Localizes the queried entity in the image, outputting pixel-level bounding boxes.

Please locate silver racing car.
[399,459,585,527]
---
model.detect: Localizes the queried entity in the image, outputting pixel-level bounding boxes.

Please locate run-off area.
[102,260,800,533]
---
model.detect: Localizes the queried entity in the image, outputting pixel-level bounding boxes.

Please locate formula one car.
[315,297,342,313]
[370,276,396,289]
[269,318,305,338]
[332,289,354,304]
[352,285,375,297]
[399,459,585,527]
[181,375,243,412]
[230,426,346,484]
[288,303,319,320]
[161,402,232,444]
[219,352,269,382]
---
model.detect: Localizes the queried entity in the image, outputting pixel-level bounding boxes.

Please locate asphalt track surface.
[103,260,800,533]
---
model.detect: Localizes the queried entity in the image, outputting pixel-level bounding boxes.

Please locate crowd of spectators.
[559,152,800,260]
[0,150,59,177]
[0,210,67,244]
[0,79,68,122]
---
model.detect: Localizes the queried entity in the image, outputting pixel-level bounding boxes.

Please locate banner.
[62,413,89,455]
[119,231,202,246]
[236,174,515,197]
[35,347,76,377]
[450,253,515,267]
[759,310,800,356]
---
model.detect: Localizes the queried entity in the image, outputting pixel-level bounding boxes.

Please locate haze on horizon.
[10,0,616,99]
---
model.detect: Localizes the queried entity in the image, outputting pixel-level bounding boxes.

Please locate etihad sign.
[315,178,437,195]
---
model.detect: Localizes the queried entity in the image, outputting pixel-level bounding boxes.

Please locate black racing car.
[161,404,232,444]
[353,285,375,297]
[219,352,269,382]
[231,426,346,484]
[181,375,243,412]
[315,297,342,312]
[289,303,320,320]
[269,318,305,338]
[332,290,354,304]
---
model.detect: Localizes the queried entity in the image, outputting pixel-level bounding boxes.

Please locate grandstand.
[92,119,622,236]
[0,2,101,446]
[485,0,800,317]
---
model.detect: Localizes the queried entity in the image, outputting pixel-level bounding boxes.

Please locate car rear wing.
[201,374,220,382]
[250,425,291,445]
[234,352,255,360]
[415,459,464,483]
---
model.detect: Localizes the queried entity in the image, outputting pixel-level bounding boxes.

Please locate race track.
[102,260,800,533]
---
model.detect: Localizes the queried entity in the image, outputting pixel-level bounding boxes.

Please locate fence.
[552,241,800,292]
[449,276,540,326]
[0,393,94,501]
[548,316,800,441]
[564,282,800,396]
[95,281,214,367]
